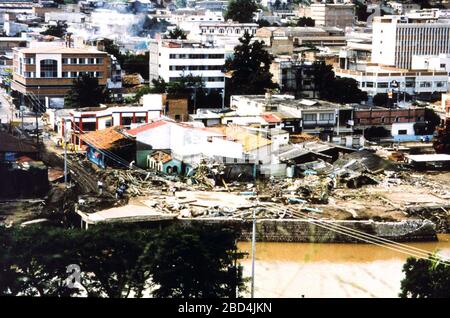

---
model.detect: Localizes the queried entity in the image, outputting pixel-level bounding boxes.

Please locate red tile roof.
[261,113,282,123]
[81,126,130,150]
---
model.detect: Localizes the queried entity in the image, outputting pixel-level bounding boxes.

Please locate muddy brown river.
[238,234,450,298]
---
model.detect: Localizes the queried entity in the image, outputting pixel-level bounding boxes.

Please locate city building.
[53,102,164,149]
[149,39,225,93]
[11,43,111,108]
[411,54,450,80]
[335,64,449,97]
[255,26,346,52]
[371,15,450,69]
[230,94,354,138]
[386,2,421,15]
[199,21,258,41]
[270,56,318,98]
[352,106,432,141]
[298,3,355,29]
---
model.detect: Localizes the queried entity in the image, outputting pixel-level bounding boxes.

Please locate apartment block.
[11,44,110,107]
[371,15,450,69]
[149,39,225,93]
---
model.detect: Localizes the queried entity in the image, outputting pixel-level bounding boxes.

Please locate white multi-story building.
[199,21,258,40]
[168,10,224,30]
[335,64,449,96]
[411,53,450,79]
[371,15,450,69]
[149,39,225,92]
[195,21,258,53]
[387,2,420,15]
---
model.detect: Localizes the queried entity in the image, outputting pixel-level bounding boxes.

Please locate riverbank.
[180,218,437,243]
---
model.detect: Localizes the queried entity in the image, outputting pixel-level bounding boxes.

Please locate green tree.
[75,224,153,298]
[258,19,272,27]
[273,0,281,9]
[40,23,67,38]
[312,61,367,104]
[0,223,246,298]
[225,0,258,23]
[64,74,110,108]
[0,225,80,296]
[354,1,371,22]
[297,16,315,27]
[400,254,450,298]
[225,32,278,97]
[372,93,388,106]
[165,26,187,40]
[147,223,246,298]
[102,38,126,66]
[122,52,150,80]
[131,77,168,102]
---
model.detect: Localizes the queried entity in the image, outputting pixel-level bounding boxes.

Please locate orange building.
[11,45,111,107]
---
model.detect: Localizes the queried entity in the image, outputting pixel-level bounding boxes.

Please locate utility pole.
[64,120,68,186]
[336,109,340,137]
[251,207,257,298]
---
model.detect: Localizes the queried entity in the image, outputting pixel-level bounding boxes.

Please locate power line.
[288,207,450,262]
[281,207,450,264]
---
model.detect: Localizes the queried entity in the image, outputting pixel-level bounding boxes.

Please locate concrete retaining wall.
[177,218,437,243]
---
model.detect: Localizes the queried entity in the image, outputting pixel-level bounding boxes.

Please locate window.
[319,113,334,121]
[78,58,86,64]
[440,63,446,68]
[105,119,112,128]
[40,59,57,78]
[96,58,103,64]
[62,72,69,78]
[436,81,446,87]
[208,54,224,59]
[378,82,388,88]
[70,58,77,64]
[24,58,34,64]
[303,113,316,121]
[82,122,96,132]
[366,82,374,88]
[135,116,146,124]
[420,81,431,88]
[88,58,95,64]
[97,72,103,78]
[62,58,68,64]
[398,129,407,135]
[121,117,132,126]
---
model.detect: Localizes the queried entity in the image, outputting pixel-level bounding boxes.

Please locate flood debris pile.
[60,148,449,233]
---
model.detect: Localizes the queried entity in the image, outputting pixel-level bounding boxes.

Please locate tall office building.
[372,15,450,69]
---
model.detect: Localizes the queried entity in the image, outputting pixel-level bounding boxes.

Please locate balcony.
[302,120,336,129]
